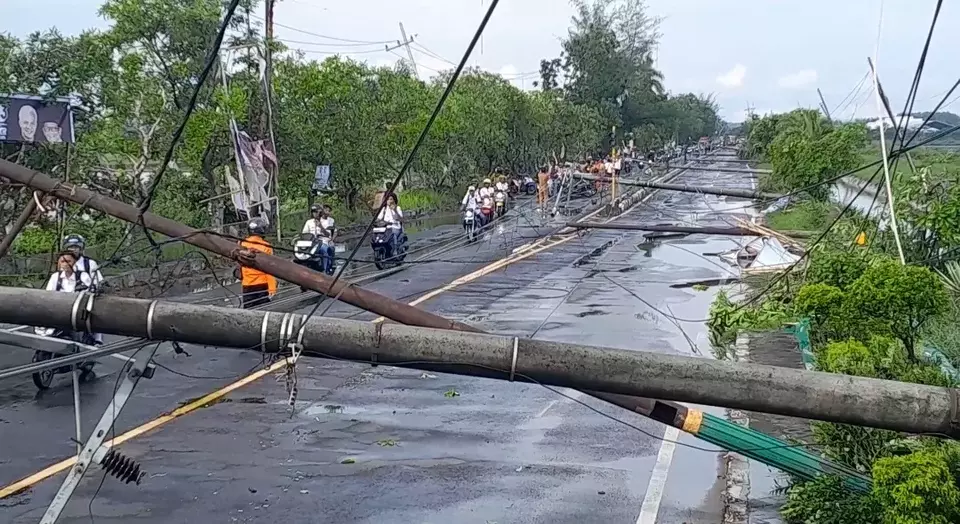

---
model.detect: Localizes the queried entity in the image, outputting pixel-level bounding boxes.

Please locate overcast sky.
[6,0,960,122]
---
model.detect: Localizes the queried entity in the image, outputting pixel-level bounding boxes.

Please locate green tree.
[843,259,949,360]
[873,450,960,524]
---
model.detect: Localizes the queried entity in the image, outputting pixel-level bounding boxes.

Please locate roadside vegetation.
[0,0,719,273]
[715,109,960,523]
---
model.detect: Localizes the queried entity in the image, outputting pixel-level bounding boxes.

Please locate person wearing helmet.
[62,234,104,291]
[238,218,277,309]
[478,178,494,200]
[62,234,105,344]
[461,184,484,227]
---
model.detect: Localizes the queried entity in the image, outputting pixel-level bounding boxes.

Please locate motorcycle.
[292,232,334,290]
[371,220,407,270]
[31,327,97,390]
[479,196,494,226]
[494,190,506,218]
[463,208,479,243]
[521,176,537,196]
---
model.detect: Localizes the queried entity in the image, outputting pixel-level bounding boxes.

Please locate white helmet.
[483,178,491,184]
[467,185,476,192]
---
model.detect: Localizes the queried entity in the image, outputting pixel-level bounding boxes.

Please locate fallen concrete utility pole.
[574,174,780,200]
[0,158,472,332]
[4,288,960,439]
[566,221,813,239]
[676,165,771,175]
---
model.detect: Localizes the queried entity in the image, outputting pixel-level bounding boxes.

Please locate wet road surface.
[0,156,766,523]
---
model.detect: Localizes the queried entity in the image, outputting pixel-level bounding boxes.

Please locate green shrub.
[872,450,960,524]
[806,249,870,290]
[781,475,880,524]
[794,283,844,329]
[844,259,949,360]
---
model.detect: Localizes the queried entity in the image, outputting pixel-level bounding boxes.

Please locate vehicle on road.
[291,232,331,290]
[371,220,407,269]
[463,208,479,243]
[479,195,494,225]
[31,327,97,390]
[494,189,506,218]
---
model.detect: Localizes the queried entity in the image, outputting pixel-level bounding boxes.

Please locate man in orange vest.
[239,218,277,309]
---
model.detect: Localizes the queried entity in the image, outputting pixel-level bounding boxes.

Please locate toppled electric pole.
[0,158,471,332]
[574,173,781,200]
[565,221,813,238]
[3,287,959,438]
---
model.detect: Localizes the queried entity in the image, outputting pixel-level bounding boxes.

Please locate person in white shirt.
[62,234,104,345]
[62,234,104,291]
[302,204,337,274]
[478,178,494,199]
[461,186,480,211]
[46,251,94,293]
[377,193,404,232]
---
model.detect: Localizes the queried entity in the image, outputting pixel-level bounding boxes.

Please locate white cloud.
[716,64,746,88]
[778,69,818,89]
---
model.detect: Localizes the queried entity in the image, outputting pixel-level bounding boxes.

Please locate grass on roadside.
[765,200,838,232]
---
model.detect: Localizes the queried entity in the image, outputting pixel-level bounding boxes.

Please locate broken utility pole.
[3,287,958,438]
[574,174,781,200]
[565,221,813,238]
[0,158,471,332]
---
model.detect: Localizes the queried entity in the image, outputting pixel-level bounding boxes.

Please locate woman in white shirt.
[376,194,404,231]
[45,252,94,293]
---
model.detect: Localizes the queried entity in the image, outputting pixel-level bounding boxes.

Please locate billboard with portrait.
[0,94,75,145]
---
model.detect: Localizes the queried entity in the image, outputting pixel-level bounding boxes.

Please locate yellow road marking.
[0,181,670,499]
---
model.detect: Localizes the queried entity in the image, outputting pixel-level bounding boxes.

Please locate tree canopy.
[0,0,719,258]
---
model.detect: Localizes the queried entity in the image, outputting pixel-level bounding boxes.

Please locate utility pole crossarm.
[3,287,958,438]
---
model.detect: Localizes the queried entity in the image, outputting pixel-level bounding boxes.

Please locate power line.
[251,14,395,45]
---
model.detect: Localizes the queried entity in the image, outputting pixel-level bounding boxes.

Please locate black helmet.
[62,234,86,251]
[310,204,321,213]
[248,218,267,236]
[494,167,503,175]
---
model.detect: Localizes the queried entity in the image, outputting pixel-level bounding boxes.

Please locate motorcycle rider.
[302,204,337,275]
[45,251,94,294]
[376,193,406,246]
[478,178,494,200]
[62,234,104,291]
[61,234,104,344]
[238,218,277,309]
[461,185,483,228]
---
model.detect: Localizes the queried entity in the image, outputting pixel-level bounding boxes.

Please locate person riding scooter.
[61,234,104,345]
[301,204,337,275]
[478,178,494,200]
[376,193,406,245]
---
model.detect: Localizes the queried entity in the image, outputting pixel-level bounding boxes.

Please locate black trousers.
[242,284,271,309]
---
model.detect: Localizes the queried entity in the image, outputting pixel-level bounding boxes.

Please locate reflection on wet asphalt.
[0,158,767,523]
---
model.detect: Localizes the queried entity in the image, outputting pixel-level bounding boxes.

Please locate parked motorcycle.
[31,327,97,390]
[521,176,537,196]
[463,208,479,243]
[371,220,407,270]
[494,190,506,218]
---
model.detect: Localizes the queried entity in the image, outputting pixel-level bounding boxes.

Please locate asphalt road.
[0,156,761,523]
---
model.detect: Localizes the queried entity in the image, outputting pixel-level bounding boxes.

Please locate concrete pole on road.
[574,174,780,200]
[4,288,960,439]
[0,158,475,333]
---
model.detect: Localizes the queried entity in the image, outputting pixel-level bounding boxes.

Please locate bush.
[794,283,844,329]
[781,476,880,524]
[873,450,960,524]
[818,340,875,377]
[805,249,870,290]
[844,259,949,360]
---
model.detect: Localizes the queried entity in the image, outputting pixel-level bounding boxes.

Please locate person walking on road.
[238,218,277,309]
[537,165,550,209]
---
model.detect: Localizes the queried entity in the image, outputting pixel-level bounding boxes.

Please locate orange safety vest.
[239,235,277,295]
